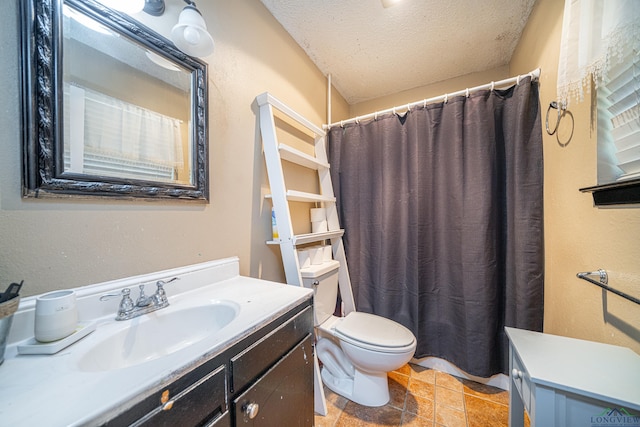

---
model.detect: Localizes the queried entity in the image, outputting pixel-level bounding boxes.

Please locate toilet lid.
[334,312,415,349]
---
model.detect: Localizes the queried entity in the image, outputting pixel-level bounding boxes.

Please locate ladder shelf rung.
[279,144,330,170]
[294,230,344,245]
[265,190,335,203]
[266,229,345,246]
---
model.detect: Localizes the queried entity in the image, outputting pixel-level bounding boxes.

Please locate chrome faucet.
[100,277,178,320]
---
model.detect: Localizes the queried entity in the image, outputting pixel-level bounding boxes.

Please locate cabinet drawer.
[133,365,227,427]
[511,351,531,413]
[230,305,313,393]
[234,335,314,426]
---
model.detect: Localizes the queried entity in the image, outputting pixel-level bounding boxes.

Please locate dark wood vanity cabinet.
[233,336,313,426]
[103,299,313,427]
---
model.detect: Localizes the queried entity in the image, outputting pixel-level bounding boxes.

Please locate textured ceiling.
[260,0,537,104]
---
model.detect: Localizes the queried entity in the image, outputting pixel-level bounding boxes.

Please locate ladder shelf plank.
[279,144,330,170]
[266,230,345,246]
[265,190,335,203]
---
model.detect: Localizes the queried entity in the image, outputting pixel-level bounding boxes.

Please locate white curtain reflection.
[65,83,184,182]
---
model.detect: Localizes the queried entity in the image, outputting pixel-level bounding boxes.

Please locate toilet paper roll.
[310,208,327,222]
[298,249,311,269]
[322,245,332,261]
[312,220,328,233]
[310,246,324,265]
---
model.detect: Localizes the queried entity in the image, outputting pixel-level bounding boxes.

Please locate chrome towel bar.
[576,269,640,305]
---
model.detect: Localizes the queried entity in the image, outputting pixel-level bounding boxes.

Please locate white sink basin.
[77,302,239,372]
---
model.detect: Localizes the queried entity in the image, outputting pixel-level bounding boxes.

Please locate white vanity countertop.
[0,257,313,426]
[505,327,640,410]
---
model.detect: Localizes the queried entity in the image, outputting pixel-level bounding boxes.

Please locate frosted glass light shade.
[171,6,214,58]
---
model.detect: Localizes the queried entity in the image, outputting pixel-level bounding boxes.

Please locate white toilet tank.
[301,260,340,326]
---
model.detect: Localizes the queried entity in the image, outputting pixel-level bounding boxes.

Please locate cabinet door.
[233,335,313,427]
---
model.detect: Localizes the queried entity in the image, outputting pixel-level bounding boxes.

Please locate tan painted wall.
[349,65,510,118]
[510,0,640,351]
[0,1,349,297]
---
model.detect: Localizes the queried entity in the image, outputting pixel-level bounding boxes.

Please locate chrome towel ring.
[545,101,565,135]
[546,101,573,146]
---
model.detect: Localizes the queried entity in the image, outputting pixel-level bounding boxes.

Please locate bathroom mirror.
[21,0,209,200]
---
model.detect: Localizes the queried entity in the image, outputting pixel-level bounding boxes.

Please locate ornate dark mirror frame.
[20,0,209,201]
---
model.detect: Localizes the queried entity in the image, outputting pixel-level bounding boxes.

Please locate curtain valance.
[557,0,639,106]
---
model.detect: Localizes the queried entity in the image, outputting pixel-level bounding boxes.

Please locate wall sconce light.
[171,0,214,57]
[141,0,214,58]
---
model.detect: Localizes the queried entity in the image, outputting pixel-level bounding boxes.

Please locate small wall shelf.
[580,179,640,206]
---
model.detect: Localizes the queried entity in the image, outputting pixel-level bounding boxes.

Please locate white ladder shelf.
[256,92,355,415]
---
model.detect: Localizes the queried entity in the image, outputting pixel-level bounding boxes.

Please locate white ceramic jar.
[34,290,78,342]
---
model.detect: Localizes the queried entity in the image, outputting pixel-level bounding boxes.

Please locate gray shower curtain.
[327,77,543,377]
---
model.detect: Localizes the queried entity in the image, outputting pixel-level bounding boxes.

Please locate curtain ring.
[517,75,521,85]
[423,99,427,108]
[545,101,562,135]
[490,81,495,91]
[374,112,378,120]
[355,116,360,124]
[465,88,470,97]
[444,94,448,104]
[340,120,345,128]
[406,103,411,112]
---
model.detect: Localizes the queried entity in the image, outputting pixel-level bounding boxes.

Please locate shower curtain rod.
[324,68,541,129]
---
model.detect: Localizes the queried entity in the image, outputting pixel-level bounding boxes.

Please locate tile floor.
[315,363,530,427]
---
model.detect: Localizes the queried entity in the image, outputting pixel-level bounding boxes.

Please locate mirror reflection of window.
[64,83,185,183]
[62,3,193,186]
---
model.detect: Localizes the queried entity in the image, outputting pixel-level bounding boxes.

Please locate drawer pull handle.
[512,368,523,380]
[245,402,259,419]
[160,390,174,410]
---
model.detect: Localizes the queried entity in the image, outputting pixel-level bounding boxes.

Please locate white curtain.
[82,87,184,167]
[65,83,185,181]
[557,0,640,106]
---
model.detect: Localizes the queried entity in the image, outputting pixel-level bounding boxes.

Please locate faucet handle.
[100,288,124,301]
[118,288,135,311]
[100,288,135,320]
[156,277,179,287]
[153,278,177,307]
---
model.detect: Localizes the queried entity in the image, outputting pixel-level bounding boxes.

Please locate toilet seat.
[333,312,416,354]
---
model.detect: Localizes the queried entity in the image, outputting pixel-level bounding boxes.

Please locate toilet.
[301,260,416,407]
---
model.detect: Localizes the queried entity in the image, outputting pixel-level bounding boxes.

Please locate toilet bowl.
[301,261,416,407]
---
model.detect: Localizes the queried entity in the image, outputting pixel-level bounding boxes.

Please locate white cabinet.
[506,327,640,427]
